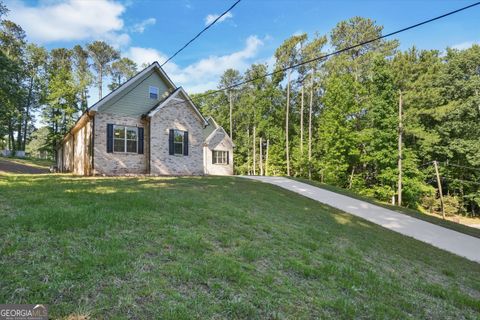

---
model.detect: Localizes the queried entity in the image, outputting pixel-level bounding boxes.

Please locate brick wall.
[150,99,205,175]
[93,112,147,175]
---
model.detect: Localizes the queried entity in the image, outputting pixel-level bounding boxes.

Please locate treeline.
[193,17,480,216]
[0,1,138,156]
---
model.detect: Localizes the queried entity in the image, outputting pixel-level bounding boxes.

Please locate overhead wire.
[160,0,242,67]
[165,1,480,108]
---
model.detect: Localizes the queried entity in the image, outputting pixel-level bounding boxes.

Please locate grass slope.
[0,174,479,319]
[292,177,480,239]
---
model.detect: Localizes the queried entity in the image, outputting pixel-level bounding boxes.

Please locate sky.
[5,0,480,102]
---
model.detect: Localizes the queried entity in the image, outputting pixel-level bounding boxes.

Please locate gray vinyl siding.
[99,70,172,116]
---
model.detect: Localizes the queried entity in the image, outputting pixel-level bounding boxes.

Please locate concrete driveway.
[244,176,480,263]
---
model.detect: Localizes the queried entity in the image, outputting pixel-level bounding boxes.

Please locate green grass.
[0,174,479,319]
[292,177,480,239]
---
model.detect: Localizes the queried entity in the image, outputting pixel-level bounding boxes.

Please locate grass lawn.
[0,174,479,319]
[292,177,480,239]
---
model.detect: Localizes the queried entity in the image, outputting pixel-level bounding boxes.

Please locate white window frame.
[173,129,184,156]
[212,150,228,165]
[149,86,159,100]
[113,125,138,153]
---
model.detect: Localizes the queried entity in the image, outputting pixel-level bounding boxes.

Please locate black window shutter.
[138,127,144,154]
[212,150,215,164]
[227,151,229,164]
[107,124,113,153]
[169,129,174,155]
[183,131,189,156]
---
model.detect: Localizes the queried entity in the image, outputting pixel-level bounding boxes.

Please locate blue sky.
[6,0,480,96]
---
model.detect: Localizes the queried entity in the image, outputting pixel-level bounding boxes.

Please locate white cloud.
[131,18,156,33]
[204,12,233,26]
[7,0,128,46]
[451,41,478,50]
[125,35,264,93]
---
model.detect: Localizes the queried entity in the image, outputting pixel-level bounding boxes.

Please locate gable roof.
[89,61,176,113]
[145,86,208,126]
[204,125,235,148]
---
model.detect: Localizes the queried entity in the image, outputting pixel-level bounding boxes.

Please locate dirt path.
[0,158,49,174]
[244,176,480,263]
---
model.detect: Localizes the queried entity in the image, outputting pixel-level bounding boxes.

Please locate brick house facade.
[56,62,233,176]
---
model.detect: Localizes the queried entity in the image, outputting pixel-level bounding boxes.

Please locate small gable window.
[212,150,229,165]
[113,125,138,153]
[149,86,159,100]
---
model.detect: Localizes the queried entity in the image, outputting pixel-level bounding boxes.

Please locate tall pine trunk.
[22,76,35,150]
[253,126,256,175]
[300,85,304,154]
[308,73,314,179]
[98,67,103,100]
[286,71,291,176]
[229,91,233,138]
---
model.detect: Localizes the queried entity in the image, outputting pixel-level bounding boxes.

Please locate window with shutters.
[113,125,138,153]
[173,129,184,155]
[212,150,228,165]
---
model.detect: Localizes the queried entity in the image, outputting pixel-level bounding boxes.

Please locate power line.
[160,0,242,67]
[167,1,480,108]
[439,162,480,172]
[445,177,480,186]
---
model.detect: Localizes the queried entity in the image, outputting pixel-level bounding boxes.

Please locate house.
[203,116,234,175]
[56,62,234,176]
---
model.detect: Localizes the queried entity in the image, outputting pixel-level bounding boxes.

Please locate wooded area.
[0,1,138,158]
[0,0,478,216]
[193,18,480,217]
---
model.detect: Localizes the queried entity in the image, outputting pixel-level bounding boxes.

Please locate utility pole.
[247,128,250,175]
[434,160,446,220]
[308,72,314,180]
[265,139,269,176]
[259,137,263,176]
[229,91,233,139]
[286,71,291,176]
[300,86,304,154]
[253,126,256,175]
[398,91,403,207]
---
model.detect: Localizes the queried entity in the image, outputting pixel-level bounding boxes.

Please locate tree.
[86,41,119,100]
[108,57,137,91]
[43,48,78,157]
[72,45,92,112]
[218,69,242,139]
[22,44,47,150]
[273,33,307,176]
[0,17,26,152]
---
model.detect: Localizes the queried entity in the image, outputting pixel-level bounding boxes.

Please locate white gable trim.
[205,116,219,129]
[89,62,176,112]
[147,87,208,126]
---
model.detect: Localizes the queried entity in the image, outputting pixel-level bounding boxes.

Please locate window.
[149,86,159,99]
[173,130,184,155]
[212,150,228,165]
[113,125,137,153]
